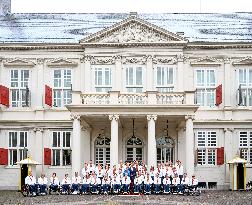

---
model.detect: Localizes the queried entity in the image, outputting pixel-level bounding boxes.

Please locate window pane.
[240,148,248,160]
[196,89,204,106]
[20,132,24,147]
[11,70,18,87]
[11,90,19,107]
[104,68,111,85]
[52,150,60,166]
[248,89,252,106]
[208,132,217,147]
[206,89,215,106]
[10,150,17,165]
[239,69,246,85]
[167,68,173,84]
[136,67,142,85]
[207,70,215,87]
[249,70,252,86]
[66,132,71,147]
[239,132,248,147]
[63,90,72,105]
[196,70,204,86]
[54,70,61,87]
[62,150,71,166]
[52,132,60,147]
[197,149,206,165]
[19,149,28,161]
[157,67,162,85]
[21,70,29,88]
[97,69,102,85]
[64,70,72,88]
[208,149,216,165]
[53,90,61,107]
[197,131,206,147]
[128,67,133,85]
[9,132,17,147]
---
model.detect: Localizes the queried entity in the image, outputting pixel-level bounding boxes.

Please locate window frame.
[155,65,175,92]
[196,130,217,166]
[239,131,252,164]
[237,68,252,106]
[52,69,72,108]
[51,131,72,166]
[93,66,112,92]
[8,131,28,166]
[195,68,216,107]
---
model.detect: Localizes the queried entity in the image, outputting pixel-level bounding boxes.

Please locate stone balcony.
[72,91,195,106]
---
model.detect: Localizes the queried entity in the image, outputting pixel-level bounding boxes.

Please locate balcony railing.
[76,91,195,106]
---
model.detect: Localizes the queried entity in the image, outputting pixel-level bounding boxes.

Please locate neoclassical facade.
[0,2,252,190]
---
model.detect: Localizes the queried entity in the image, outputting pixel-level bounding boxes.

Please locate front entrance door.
[156,136,175,164]
[126,136,143,162]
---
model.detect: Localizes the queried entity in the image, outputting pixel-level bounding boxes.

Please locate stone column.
[177,54,184,92]
[146,55,153,91]
[147,114,157,168]
[224,128,234,186]
[36,58,44,108]
[115,55,122,91]
[185,115,194,177]
[33,128,43,175]
[109,115,119,166]
[224,58,231,108]
[80,56,85,93]
[71,114,81,176]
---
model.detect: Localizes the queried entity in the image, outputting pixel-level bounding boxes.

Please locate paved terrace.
[0,190,252,205]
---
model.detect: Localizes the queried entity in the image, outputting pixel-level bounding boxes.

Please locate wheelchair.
[183,185,201,196]
[21,184,37,197]
[48,184,60,195]
[246,181,252,191]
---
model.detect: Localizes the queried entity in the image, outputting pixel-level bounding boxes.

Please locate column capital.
[114,55,122,61]
[70,114,81,120]
[36,58,45,65]
[147,114,157,121]
[224,128,234,133]
[109,114,119,121]
[185,115,195,121]
[33,127,44,132]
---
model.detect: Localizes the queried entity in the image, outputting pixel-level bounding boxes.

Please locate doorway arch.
[156,136,175,164]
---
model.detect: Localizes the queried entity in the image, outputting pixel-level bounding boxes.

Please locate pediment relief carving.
[80,17,186,45]
[153,56,177,64]
[46,58,78,67]
[3,58,36,67]
[190,56,222,66]
[90,56,115,65]
[122,56,147,65]
[232,56,252,65]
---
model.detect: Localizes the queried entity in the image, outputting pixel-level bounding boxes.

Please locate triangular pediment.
[232,56,252,65]
[47,58,78,67]
[190,56,222,66]
[3,58,35,67]
[80,16,187,46]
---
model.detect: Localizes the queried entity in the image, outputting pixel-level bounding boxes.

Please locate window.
[196,131,217,165]
[126,136,143,162]
[195,69,216,106]
[239,131,252,163]
[94,135,110,166]
[10,69,30,107]
[8,131,28,166]
[156,136,174,164]
[53,69,72,107]
[156,66,174,92]
[238,69,252,106]
[94,67,112,92]
[52,131,71,166]
[125,66,143,93]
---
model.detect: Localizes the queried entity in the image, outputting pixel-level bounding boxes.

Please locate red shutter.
[45,85,52,107]
[0,85,9,107]
[44,148,51,165]
[0,148,8,165]
[217,147,224,165]
[215,84,222,106]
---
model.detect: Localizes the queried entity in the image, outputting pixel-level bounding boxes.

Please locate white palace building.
[0,0,252,190]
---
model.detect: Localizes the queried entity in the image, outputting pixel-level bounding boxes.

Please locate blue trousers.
[154,184,161,193]
[28,184,36,194]
[134,184,140,193]
[72,184,79,192]
[62,184,70,193]
[145,184,151,193]
[81,184,89,193]
[113,184,120,193]
[50,184,58,192]
[39,184,47,194]
[163,184,170,193]
[122,184,129,192]
[102,184,110,193]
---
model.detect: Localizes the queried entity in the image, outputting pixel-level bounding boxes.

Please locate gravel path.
[0,190,252,205]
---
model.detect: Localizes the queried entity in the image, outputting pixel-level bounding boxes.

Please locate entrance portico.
[67,90,198,177]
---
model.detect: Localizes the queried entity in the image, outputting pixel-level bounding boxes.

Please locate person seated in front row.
[38,173,48,195]
[90,173,101,194]
[61,173,71,194]
[134,173,141,194]
[180,173,190,193]
[82,173,91,194]
[163,174,172,194]
[25,171,37,196]
[153,173,162,194]
[49,173,59,193]
[121,174,131,194]
[71,172,81,194]
[189,175,198,190]
[144,173,153,194]
[111,174,120,194]
[102,175,111,194]
[171,173,180,193]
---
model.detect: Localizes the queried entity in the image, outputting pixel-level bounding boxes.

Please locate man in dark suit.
[129,162,136,193]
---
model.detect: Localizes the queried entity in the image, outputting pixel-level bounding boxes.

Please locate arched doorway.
[126,136,143,162]
[94,135,110,166]
[156,136,175,164]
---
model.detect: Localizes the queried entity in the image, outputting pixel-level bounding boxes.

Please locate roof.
[227,156,247,164]
[16,157,41,165]
[0,13,252,43]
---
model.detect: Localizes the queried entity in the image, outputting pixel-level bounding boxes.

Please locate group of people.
[25,160,199,196]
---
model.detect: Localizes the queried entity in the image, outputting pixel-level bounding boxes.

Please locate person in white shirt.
[189,175,199,190]
[176,160,184,184]
[144,173,153,194]
[121,174,131,193]
[61,173,71,194]
[111,174,120,194]
[90,173,101,194]
[171,173,180,193]
[71,172,81,194]
[101,175,111,194]
[25,171,37,196]
[49,172,59,193]
[81,174,91,194]
[180,173,190,193]
[163,174,172,194]
[38,173,48,195]
[154,173,162,193]
[81,162,89,178]
[134,173,141,194]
